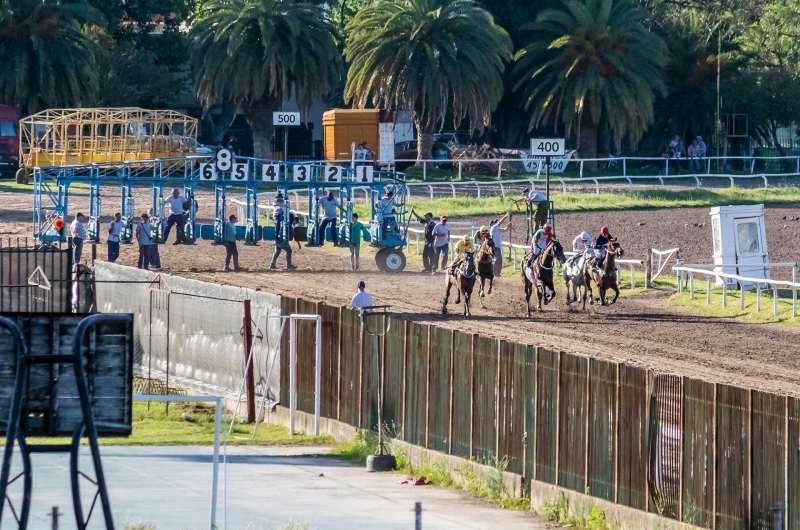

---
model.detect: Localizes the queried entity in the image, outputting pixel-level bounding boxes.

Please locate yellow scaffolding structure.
[19,107,198,168]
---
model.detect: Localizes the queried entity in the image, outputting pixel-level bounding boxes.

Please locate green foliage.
[514,0,667,157]
[344,0,512,136]
[97,44,187,107]
[329,429,378,465]
[0,0,105,113]
[538,493,613,530]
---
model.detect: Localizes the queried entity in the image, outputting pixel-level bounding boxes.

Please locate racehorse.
[442,252,477,318]
[583,239,624,309]
[563,252,588,305]
[476,240,495,308]
[521,239,566,316]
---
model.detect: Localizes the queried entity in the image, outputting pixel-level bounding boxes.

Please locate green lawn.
[669,284,800,328]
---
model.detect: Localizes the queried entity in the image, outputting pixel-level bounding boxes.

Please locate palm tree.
[514,0,667,161]
[0,0,103,114]
[344,0,512,161]
[189,0,342,158]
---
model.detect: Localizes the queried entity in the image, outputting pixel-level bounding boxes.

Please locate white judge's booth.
[710,204,769,286]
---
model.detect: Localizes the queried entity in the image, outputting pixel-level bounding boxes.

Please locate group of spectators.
[662,135,707,172]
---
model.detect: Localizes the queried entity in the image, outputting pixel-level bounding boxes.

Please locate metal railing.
[673,264,799,318]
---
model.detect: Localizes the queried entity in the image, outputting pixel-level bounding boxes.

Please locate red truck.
[0,105,19,177]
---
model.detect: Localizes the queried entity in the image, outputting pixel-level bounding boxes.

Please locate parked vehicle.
[394,140,450,170]
[433,131,471,147]
[0,105,19,178]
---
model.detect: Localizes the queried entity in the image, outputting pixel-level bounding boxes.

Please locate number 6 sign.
[199,162,217,181]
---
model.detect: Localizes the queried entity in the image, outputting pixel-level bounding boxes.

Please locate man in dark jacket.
[410,209,436,272]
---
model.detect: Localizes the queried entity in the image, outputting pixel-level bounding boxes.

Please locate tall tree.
[188,0,342,157]
[514,0,667,160]
[0,0,104,114]
[344,0,512,161]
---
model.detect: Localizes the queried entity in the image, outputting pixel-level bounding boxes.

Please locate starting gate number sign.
[262,163,279,182]
[200,162,217,181]
[231,162,249,181]
[356,165,373,183]
[293,164,312,182]
[273,112,301,126]
[325,166,343,182]
[530,138,565,157]
[216,148,233,171]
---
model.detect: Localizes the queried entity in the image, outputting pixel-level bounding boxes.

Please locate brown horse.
[476,240,495,308]
[442,252,477,318]
[583,239,624,309]
[521,239,566,316]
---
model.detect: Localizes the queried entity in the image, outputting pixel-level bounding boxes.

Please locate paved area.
[8,446,548,529]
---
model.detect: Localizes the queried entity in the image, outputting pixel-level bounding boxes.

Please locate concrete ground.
[9,446,549,529]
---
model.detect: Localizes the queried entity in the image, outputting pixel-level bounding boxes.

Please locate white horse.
[563,252,588,305]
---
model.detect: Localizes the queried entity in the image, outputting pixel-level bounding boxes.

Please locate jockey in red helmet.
[592,226,614,267]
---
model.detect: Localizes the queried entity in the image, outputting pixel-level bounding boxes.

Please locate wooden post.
[679,376,685,521]
[585,357,591,492]
[533,347,539,482]
[495,340,501,464]
[357,311,365,428]
[336,307,343,422]
[645,248,653,288]
[91,243,97,265]
[448,330,455,455]
[469,334,475,459]
[748,389,752,528]
[424,325,431,448]
[713,383,718,530]
[401,320,408,441]
[555,351,562,485]
[614,363,620,504]
[243,299,255,423]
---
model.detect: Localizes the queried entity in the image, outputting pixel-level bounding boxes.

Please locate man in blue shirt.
[223,214,241,272]
[317,190,344,246]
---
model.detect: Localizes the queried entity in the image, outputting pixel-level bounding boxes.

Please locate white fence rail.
[673,265,799,318]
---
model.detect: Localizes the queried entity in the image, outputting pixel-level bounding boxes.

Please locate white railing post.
[750,157,755,174]
[497,160,503,179]
[623,158,627,177]
[690,273,695,299]
[773,286,779,317]
[458,160,462,180]
[740,285,745,310]
[707,277,711,305]
[722,281,727,308]
[423,161,427,181]
[756,285,761,312]
[476,183,481,198]
[794,287,797,318]
[630,264,636,289]
[707,158,711,175]
[580,160,584,178]
[665,158,669,176]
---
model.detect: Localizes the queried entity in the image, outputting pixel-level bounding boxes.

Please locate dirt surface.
[3,188,800,395]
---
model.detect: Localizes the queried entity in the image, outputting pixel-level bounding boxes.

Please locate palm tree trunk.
[414,115,434,165]
[202,100,238,145]
[245,98,282,159]
[579,113,599,170]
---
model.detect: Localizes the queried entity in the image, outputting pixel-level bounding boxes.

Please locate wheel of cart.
[376,247,406,272]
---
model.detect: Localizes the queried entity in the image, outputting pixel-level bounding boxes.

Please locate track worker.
[107,212,124,263]
[348,213,367,271]
[377,190,397,239]
[317,190,344,246]
[350,280,373,312]
[522,187,548,230]
[410,209,436,273]
[163,188,187,245]
[489,213,511,276]
[270,210,297,271]
[273,193,291,240]
[70,213,87,265]
[135,213,153,270]
[147,208,161,269]
[431,215,450,273]
[223,214,241,272]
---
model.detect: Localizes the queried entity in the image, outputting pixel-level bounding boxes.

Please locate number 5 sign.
[530,138,565,157]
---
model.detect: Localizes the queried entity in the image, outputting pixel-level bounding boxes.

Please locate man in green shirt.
[349,213,367,271]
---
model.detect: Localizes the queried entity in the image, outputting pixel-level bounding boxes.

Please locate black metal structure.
[0,239,72,313]
[0,313,134,529]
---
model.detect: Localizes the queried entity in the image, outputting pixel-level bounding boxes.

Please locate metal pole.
[284,127,288,162]
[289,317,297,436]
[315,315,322,436]
[243,300,255,423]
[545,155,551,205]
[210,398,221,530]
[415,502,422,530]
[50,506,61,530]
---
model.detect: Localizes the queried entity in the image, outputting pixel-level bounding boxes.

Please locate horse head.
[610,239,624,258]
[460,252,477,277]
[551,239,567,264]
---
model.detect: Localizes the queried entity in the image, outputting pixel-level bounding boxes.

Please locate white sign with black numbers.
[530,138,565,157]
[199,162,217,181]
[216,148,233,171]
[261,163,280,182]
[522,150,576,173]
[324,166,343,183]
[273,112,301,126]
[231,162,249,181]
[355,165,373,183]
[293,164,311,182]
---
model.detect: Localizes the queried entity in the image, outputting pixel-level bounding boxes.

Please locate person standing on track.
[163,188,187,245]
[410,209,436,273]
[522,187,548,230]
[223,214,242,272]
[107,212,124,263]
[271,210,297,270]
[350,280,373,312]
[147,208,161,269]
[431,215,450,274]
[489,213,511,276]
[70,213,87,265]
[135,213,153,270]
[317,190,344,246]
[273,193,291,240]
[348,213,367,271]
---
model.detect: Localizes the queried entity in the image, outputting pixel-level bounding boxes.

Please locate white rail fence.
[673,264,799,318]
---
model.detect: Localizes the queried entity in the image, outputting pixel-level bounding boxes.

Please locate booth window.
[712,218,721,255]
[736,222,760,254]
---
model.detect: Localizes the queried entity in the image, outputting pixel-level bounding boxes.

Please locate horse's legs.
[583,274,594,310]
[564,276,572,304]
[455,278,462,304]
[524,281,532,318]
[610,283,620,304]
[487,275,493,295]
[599,286,607,306]
[463,291,471,318]
[442,279,452,314]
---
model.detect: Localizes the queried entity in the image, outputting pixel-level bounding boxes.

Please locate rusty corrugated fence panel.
[279,296,297,406]
[360,318,381,430]
[450,331,473,459]
[650,374,681,519]
[715,384,749,530]
[295,299,318,414]
[427,326,452,453]
[558,353,587,492]
[318,303,340,419]
[751,391,785,528]
[382,317,405,437]
[497,341,526,475]
[588,358,617,502]
[535,348,558,485]
[618,364,648,509]
[338,307,360,426]
[789,398,800,530]
[404,321,428,446]
[472,335,498,465]
[682,377,714,528]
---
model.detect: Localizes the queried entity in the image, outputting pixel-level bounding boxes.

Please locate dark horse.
[476,240,494,308]
[583,239,624,310]
[443,252,477,318]
[521,239,566,316]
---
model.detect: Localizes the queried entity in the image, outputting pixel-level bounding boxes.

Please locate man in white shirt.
[522,187,548,230]
[163,188,187,245]
[136,212,153,270]
[378,190,397,239]
[350,280,373,312]
[431,215,450,273]
[70,212,87,264]
[107,212,124,263]
[317,190,344,246]
[489,213,511,276]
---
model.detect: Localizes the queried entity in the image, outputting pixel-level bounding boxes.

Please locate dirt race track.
[2,188,800,395]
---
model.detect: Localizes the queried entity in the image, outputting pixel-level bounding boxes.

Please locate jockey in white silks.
[568,231,593,266]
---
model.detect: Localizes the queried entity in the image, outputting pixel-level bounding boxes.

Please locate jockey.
[526,223,553,269]
[449,234,476,275]
[568,231,593,265]
[591,226,615,267]
[475,225,494,252]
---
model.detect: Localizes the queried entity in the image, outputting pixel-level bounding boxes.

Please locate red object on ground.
[397,476,428,486]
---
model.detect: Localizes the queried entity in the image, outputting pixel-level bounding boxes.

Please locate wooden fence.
[281,296,794,529]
